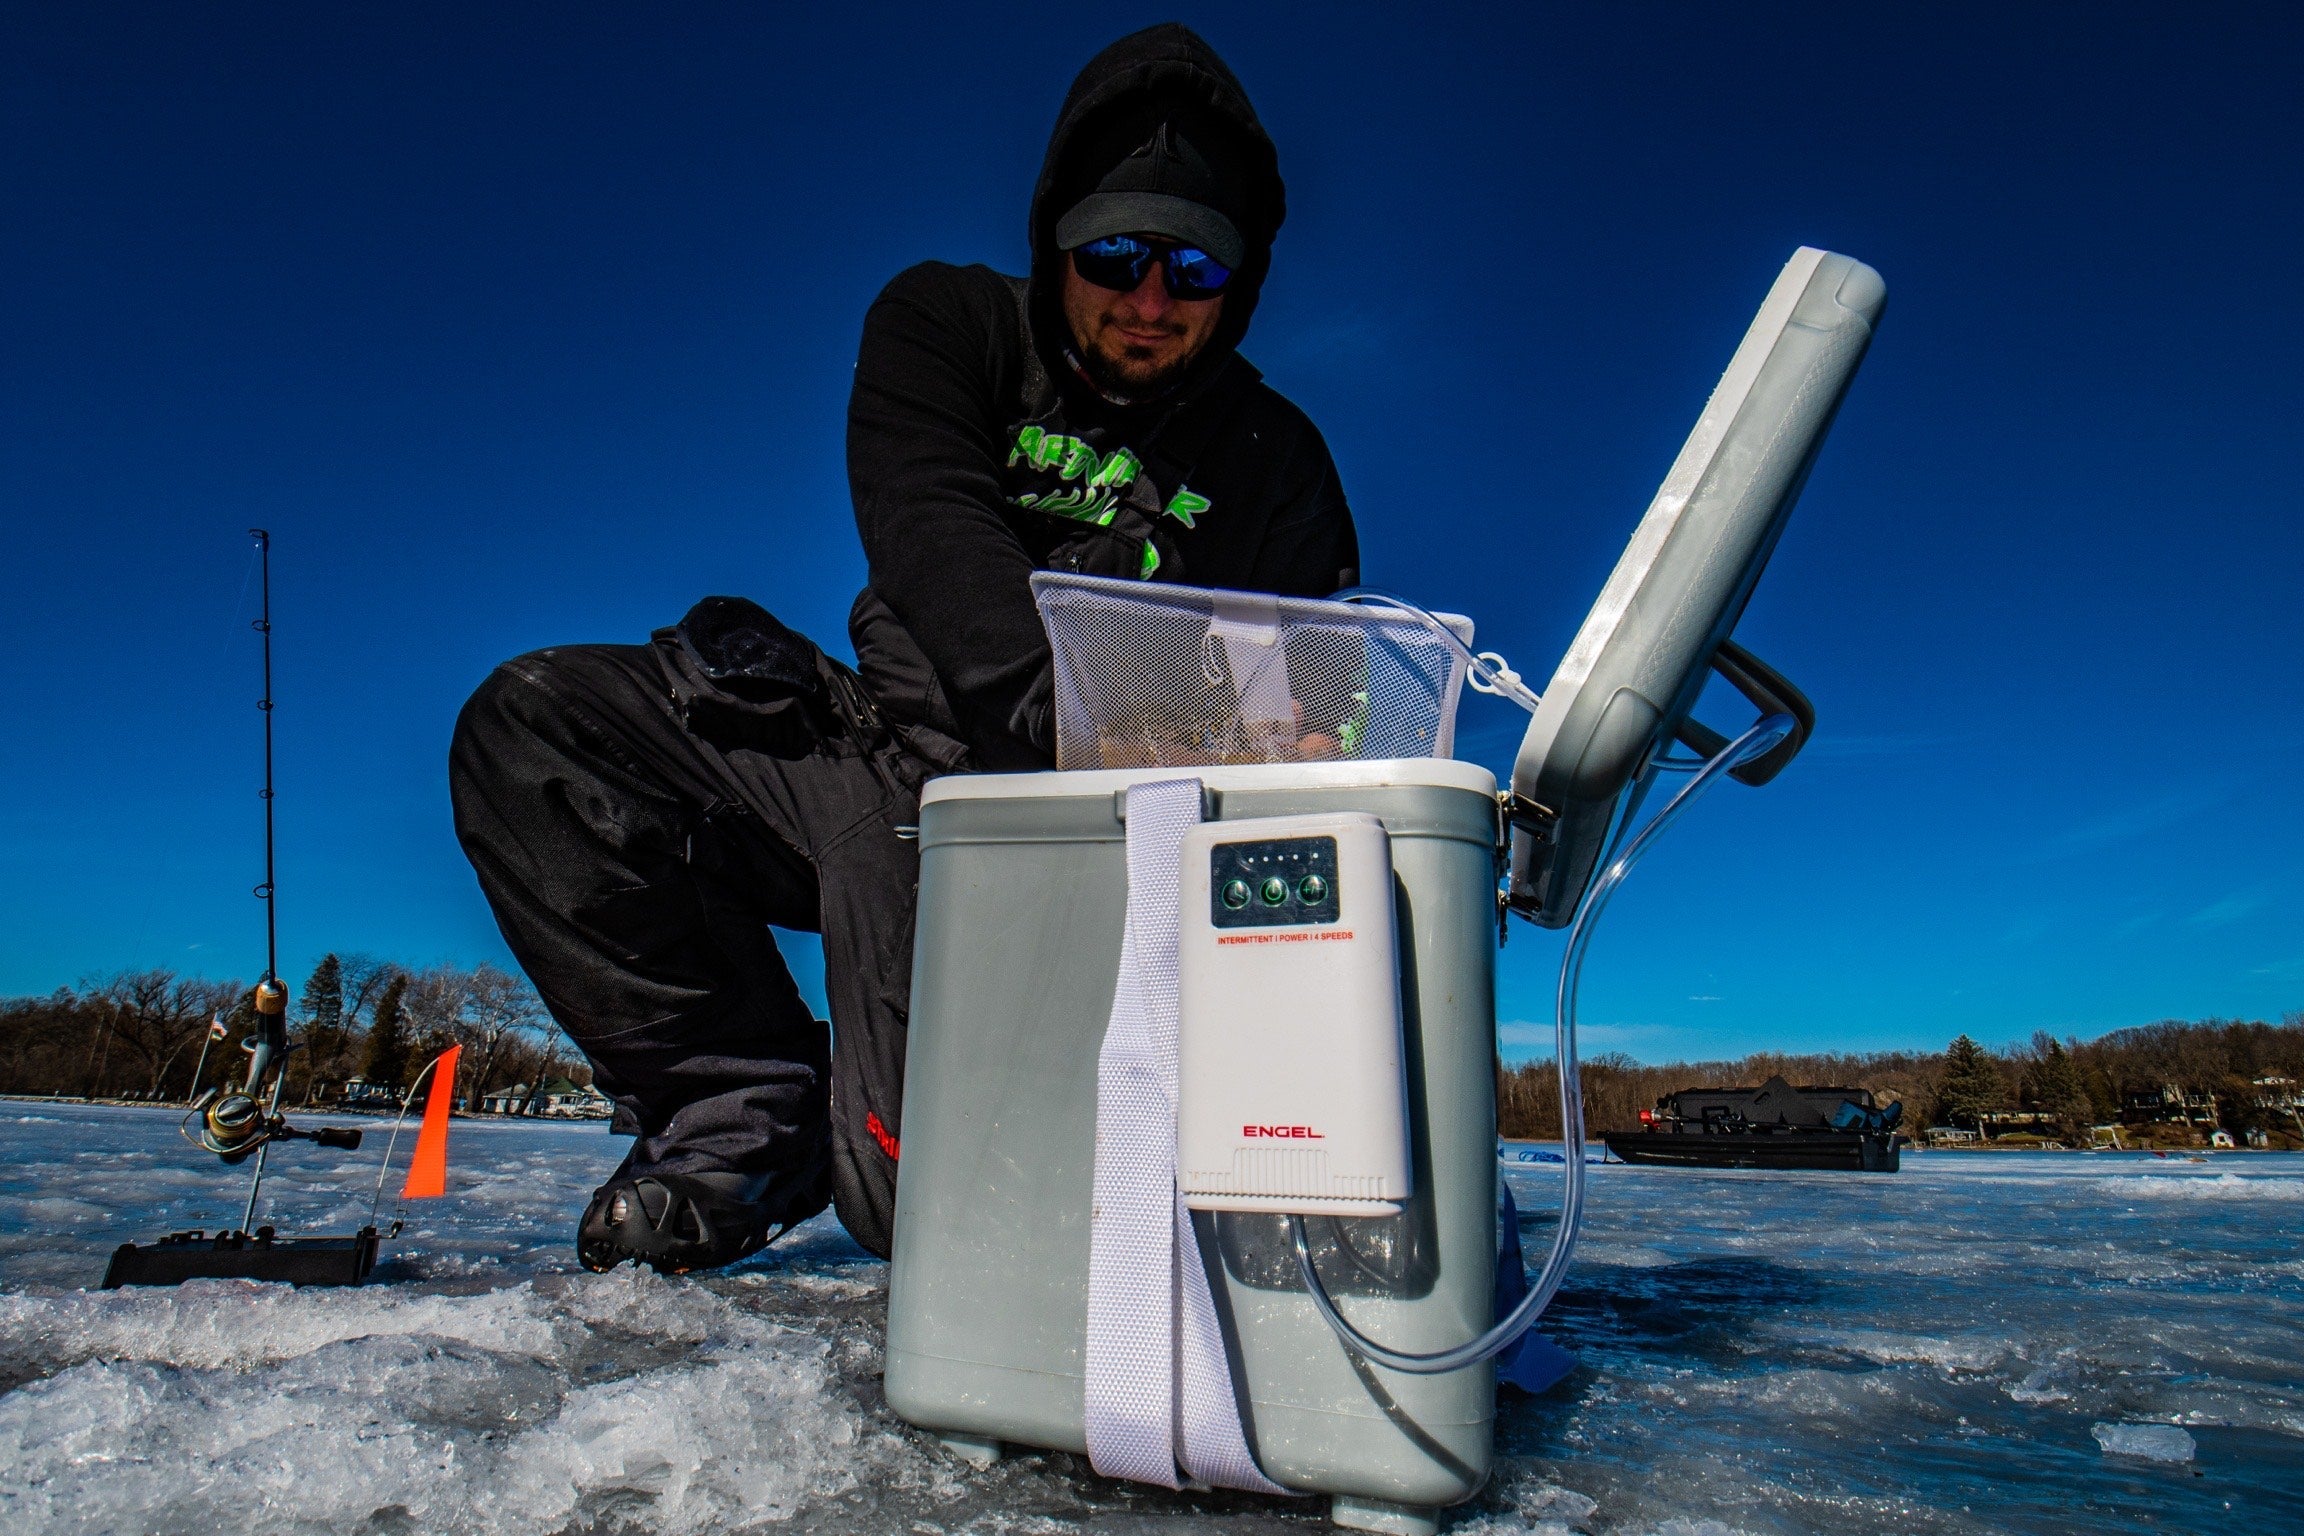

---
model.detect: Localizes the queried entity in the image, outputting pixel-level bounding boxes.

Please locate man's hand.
[1041,497,1181,583]
[1288,699,1340,762]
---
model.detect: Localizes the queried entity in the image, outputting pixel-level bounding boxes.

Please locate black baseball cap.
[1052,123,1245,270]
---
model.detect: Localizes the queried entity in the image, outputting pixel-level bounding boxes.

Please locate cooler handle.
[1670,638,1814,786]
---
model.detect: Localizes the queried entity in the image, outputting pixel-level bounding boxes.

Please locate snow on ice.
[2,1104,2298,1535]
[2090,1422,2197,1463]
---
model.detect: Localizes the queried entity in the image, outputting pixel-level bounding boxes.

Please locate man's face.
[1061,243,1226,397]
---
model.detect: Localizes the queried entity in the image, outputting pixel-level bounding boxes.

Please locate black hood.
[1027,24,1285,402]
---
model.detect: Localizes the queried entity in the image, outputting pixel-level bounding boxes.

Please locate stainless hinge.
[1498,791,1555,837]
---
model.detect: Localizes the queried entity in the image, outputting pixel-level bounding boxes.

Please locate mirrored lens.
[1163,246,1232,297]
[1071,236,1153,292]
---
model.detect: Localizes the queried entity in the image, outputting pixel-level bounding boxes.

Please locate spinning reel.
[186,979,364,1164]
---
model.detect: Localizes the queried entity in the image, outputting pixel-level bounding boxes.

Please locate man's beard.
[1078,328,1202,402]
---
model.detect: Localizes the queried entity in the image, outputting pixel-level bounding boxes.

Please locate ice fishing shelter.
[884,248,1886,1533]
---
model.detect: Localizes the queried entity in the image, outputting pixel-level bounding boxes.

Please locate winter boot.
[578,1157,829,1275]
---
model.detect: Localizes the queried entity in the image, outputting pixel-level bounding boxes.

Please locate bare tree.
[399,965,474,1062]
[451,964,549,1101]
[338,954,400,1031]
[0,991,91,1096]
[83,970,243,1099]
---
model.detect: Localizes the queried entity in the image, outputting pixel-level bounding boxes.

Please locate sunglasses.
[1069,234,1234,300]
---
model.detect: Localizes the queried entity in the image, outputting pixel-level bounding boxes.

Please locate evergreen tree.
[296,953,348,1104]
[2026,1037,2094,1138]
[362,975,411,1088]
[1938,1034,2005,1130]
[302,954,343,1033]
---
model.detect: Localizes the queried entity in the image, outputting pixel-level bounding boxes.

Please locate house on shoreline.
[477,1077,612,1119]
[2122,1083,2220,1131]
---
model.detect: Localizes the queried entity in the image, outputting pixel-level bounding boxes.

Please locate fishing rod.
[188,533,364,1178]
[108,531,442,1288]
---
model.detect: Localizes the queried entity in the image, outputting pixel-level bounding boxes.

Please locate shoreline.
[0,1093,612,1126]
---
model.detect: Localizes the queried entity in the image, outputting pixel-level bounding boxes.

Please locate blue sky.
[3,4,2297,1064]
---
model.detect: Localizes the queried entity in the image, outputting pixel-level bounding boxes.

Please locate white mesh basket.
[1031,573,1475,771]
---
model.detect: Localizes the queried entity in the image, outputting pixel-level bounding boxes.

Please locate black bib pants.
[447,622,930,1259]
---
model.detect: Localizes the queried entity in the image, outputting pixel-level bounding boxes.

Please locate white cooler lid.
[922,756,1498,807]
[1508,247,1885,926]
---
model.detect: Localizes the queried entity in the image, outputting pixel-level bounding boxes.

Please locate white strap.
[1084,778,1289,1494]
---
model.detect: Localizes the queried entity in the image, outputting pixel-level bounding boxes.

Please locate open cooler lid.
[1508,246,1886,927]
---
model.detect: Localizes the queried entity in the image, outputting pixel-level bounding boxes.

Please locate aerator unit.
[885,248,1886,1533]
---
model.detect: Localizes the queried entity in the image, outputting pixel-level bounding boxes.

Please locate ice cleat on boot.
[577,1168,819,1275]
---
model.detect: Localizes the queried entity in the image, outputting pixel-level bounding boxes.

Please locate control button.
[1297,874,1329,904]
[1258,876,1290,906]
[1220,879,1251,910]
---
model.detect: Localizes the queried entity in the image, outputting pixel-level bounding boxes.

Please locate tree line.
[1497,1013,2304,1143]
[0,954,588,1110]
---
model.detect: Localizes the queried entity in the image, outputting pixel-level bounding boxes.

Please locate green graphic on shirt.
[1009,427,1139,488]
[1163,487,1210,529]
[1009,426,1145,526]
[1006,425,1211,543]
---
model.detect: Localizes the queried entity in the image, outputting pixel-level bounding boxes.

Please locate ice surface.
[1,1277,876,1534]
[2,1105,2299,1535]
[2090,1422,2198,1462]
[2112,1172,2304,1200]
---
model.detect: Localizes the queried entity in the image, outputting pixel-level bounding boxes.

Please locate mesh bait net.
[1031,573,1475,771]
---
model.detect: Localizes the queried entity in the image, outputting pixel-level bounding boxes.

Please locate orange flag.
[401,1045,461,1199]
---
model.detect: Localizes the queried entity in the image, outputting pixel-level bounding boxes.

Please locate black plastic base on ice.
[101,1225,382,1288]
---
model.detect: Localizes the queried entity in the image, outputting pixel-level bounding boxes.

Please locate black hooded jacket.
[845,24,1360,770]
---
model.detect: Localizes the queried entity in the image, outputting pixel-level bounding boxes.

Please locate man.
[449,23,1358,1272]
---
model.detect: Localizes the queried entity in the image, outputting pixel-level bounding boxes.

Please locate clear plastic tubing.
[1331,587,1544,714]
[1289,711,1797,1374]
